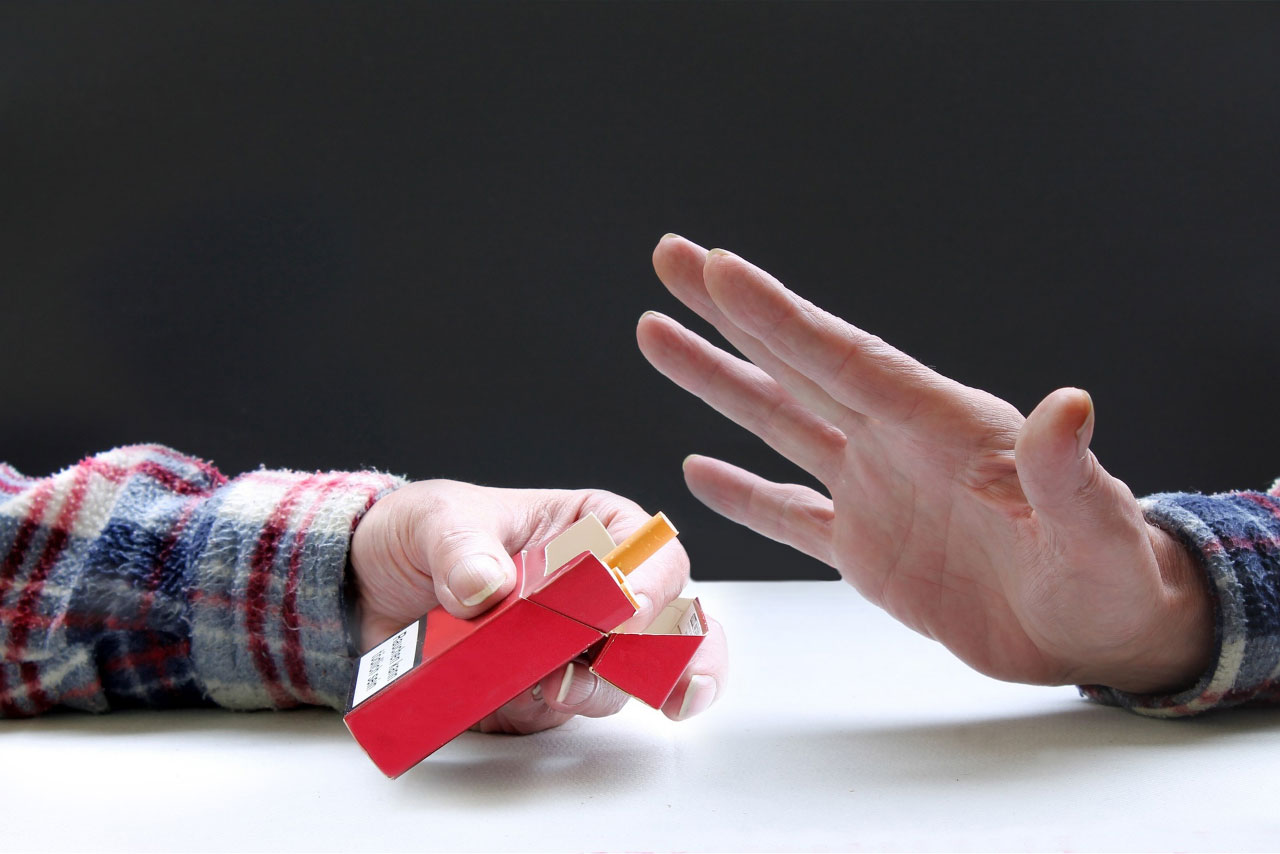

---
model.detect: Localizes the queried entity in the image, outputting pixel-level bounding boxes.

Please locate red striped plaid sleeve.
[0,445,404,716]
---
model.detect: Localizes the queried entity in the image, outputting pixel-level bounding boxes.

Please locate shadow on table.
[393,701,1280,805]
[403,722,664,803]
[2,705,666,801]
[704,702,1280,791]
[8,696,1278,804]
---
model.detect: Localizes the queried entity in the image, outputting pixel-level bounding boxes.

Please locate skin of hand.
[636,234,1213,694]
[349,479,727,733]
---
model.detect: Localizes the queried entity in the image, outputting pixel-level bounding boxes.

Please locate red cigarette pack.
[343,514,708,777]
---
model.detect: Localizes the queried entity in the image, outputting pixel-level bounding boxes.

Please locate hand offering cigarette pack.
[343,512,708,778]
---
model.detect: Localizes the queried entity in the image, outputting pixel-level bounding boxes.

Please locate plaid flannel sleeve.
[0,445,404,716]
[1082,489,1280,716]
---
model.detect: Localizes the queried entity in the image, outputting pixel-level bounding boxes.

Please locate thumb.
[1015,388,1143,538]
[417,509,519,619]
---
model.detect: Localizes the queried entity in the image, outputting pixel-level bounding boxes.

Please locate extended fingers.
[701,247,956,426]
[682,455,835,566]
[653,235,852,426]
[637,310,847,483]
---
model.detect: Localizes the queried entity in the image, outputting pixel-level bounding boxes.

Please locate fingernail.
[1074,390,1095,459]
[640,309,669,322]
[682,454,699,470]
[708,248,729,257]
[448,555,507,607]
[555,662,598,708]
[662,232,682,241]
[677,674,717,720]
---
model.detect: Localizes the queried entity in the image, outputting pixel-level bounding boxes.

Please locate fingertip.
[702,248,734,284]
[1056,386,1093,421]
[681,452,717,472]
[653,235,717,314]
[676,674,718,720]
[441,553,516,617]
[683,452,718,472]
[662,616,728,720]
[638,309,670,325]
[635,309,676,344]
[1020,387,1091,464]
[1017,387,1121,526]
[661,672,720,721]
[702,248,770,323]
[682,456,725,511]
[1073,388,1095,457]
[1042,386,1093,431]
[681,454,727,505]
[653,232,697,270]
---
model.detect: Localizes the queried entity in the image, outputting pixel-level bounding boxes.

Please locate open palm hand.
[638,235,1210,693]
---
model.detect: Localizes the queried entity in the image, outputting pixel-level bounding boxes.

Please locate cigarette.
[604,512,678,576]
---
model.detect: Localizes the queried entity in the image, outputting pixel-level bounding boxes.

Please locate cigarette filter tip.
[604,511,678,576]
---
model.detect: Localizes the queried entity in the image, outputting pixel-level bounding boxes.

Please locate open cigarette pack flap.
[343,512,708,778]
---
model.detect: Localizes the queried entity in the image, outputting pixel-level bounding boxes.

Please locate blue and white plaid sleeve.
[1082,489,1280,716]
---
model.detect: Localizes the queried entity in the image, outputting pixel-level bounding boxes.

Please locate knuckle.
[433,524,485,559]
[586,492,650,537]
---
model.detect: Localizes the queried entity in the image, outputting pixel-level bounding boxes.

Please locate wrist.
[1096,525,1215,694]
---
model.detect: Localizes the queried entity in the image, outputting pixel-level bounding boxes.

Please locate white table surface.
[4,580,1278,853]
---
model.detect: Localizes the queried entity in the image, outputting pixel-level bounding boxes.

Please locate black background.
[4,3,1278,580]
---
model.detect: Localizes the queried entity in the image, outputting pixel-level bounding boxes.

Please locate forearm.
[0,445,403,716]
